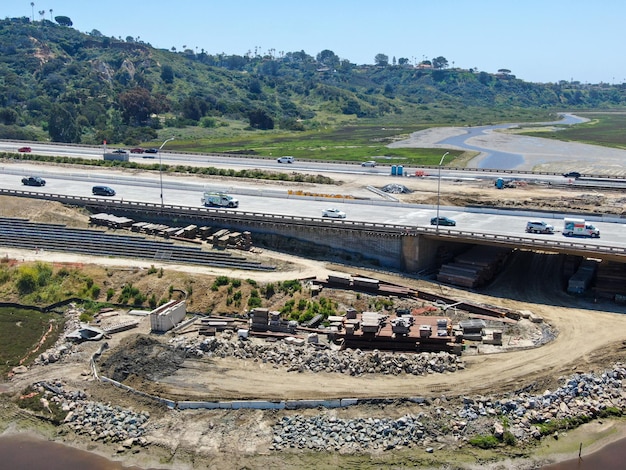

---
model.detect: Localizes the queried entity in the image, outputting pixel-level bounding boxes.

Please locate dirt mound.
[99,335,185,382]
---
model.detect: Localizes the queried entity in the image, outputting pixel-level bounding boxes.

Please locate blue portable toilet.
[391,165,397,175]
[495,178,504,189]
[398,165,403,176]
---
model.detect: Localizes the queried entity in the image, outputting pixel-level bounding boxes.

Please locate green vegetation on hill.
[2,16,626,155]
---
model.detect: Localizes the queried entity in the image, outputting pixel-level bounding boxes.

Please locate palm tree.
[38,10,45,21]
[30,2,34,22]
[49,9,53,21]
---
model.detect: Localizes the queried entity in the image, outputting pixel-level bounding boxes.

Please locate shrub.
[469,435,499,449]
[16,270,37,294]
[90,285,101,299]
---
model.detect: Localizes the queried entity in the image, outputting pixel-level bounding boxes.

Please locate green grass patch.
[469,434,500,449]
[518,112,626,149]
[0,307,64,377]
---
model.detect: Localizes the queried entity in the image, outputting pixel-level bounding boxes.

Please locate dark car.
[112,149,127,154]
[130,147,144,154]
[22,176,46,186]
[92,185,116,196]
[144,148,159,154]
[430,216,456,226]
[563,171,581,179]
[18,146,32,153]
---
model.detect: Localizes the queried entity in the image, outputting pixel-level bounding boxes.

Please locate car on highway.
[130,147,144,154]
[92,185,116,196]
[144,148,159,154]
[21,176,46,186]
[563,171,581,179]
[430,216,456,226]
[525,220,554,234]
[361,161,377,167]
[277,156,294,163]
[112,149,128,154]
[18,146,32,153]
[322,208,346,219]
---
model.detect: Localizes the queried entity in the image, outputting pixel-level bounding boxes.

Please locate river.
[435,113,588,169]
[0,433,162,470]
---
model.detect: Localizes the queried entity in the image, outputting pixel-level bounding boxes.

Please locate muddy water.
[541,436,626,469]
[0,433,163,470]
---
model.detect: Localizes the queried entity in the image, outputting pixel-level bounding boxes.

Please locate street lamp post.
[436,151,449,231]
[158,137,175,207]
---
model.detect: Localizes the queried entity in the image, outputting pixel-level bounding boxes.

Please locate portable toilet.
[495,178,504,189]
[391,165,397,176]
[398,165,403,176]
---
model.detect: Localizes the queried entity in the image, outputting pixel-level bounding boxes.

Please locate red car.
[130,147,144,154]
[18,146,32,153]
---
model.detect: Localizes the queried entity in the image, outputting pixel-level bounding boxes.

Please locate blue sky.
[4,0,625,84]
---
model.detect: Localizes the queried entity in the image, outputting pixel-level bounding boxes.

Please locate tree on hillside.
[55,16,73,27]
[498,69,512,75]
[48,103,80,143]
[374,53,389,66]
[432,56,448,69]
[0,108,18,125]
[398,57,409,66]
[316,49,339,68]
[118,87,159,126]
[161,65,174,84]
[248,108,274,130]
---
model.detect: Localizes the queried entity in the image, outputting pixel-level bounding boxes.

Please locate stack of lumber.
[437,246,511,288]
[592,261,626,299]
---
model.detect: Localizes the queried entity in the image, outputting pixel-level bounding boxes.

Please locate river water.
[435,113,588,169]
[0,433,162,470]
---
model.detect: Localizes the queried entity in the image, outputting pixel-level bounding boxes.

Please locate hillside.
[2,17,626,149]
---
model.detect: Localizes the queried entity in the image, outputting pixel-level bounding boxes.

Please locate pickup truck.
[201,192,239,208]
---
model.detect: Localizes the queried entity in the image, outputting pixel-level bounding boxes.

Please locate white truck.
[201,192,239,208]
[563,218,600,238]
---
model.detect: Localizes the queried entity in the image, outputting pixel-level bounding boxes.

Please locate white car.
[361,160,377,167]
[322,208,346,219]
[277,156,294,163]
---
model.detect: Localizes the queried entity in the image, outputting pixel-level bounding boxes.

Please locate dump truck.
[201,192,239,208]
[563,218,600,238]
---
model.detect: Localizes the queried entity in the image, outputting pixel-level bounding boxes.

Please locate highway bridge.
[2,189,625,272]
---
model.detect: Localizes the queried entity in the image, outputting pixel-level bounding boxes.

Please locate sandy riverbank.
[389,119,626,175]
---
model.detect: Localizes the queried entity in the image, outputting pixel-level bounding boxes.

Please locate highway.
[1,161,625,253]
[3,140,626,190]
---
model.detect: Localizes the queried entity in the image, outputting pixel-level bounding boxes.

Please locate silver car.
[525,220,554,234]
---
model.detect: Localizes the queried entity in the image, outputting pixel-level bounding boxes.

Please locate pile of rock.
[458,365,626,442]
[33,380,150,446]
[271,364,626,453]
[64,401,150,446]
[170,335,464,377]
[272,413,435,452]
[381,184,411,194]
